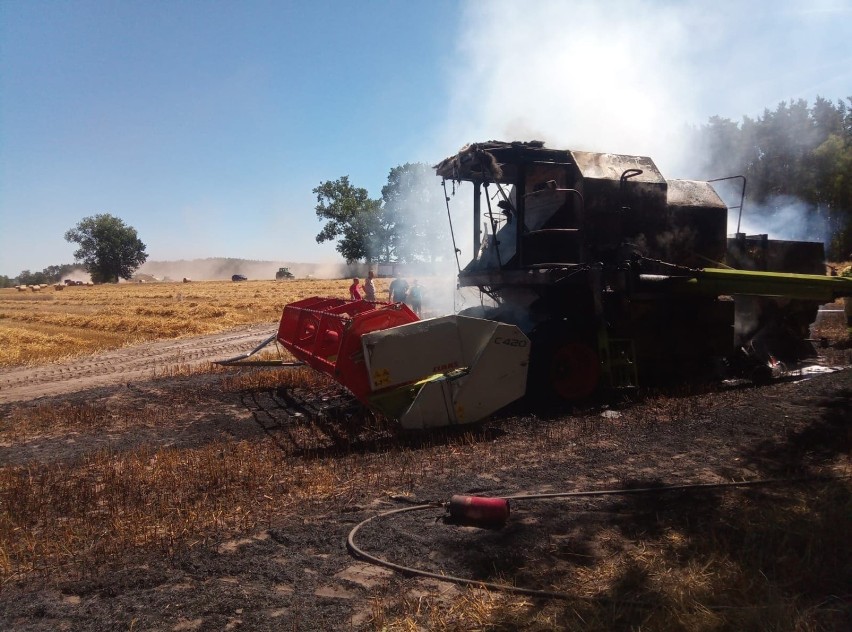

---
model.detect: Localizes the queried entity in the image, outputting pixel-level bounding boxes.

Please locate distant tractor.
[276,267,294,280]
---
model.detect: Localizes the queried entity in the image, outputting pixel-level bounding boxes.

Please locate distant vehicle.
[231,274,248,282]
[275,267,294,280]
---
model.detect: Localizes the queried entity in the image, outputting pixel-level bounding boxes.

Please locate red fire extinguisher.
[446,495,510,528]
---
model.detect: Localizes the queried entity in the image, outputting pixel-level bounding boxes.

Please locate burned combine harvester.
[237,141,850,430]
[434,140,852,398]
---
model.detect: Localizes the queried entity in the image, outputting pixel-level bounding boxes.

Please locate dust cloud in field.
[138,258,354,281]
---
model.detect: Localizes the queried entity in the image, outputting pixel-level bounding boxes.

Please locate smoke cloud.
[408,2,701,312]
[418,1,710,312]
[433,1,709,177]
[418,0,845,297]
[735,195,833,244]
[709,176,836,246]
[138,258,353,281]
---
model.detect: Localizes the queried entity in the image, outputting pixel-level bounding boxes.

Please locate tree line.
[694,96,851,259]
[314,162,451,265]
[4,95,848,288]
[1,214,147,287]
[0,264,80,288]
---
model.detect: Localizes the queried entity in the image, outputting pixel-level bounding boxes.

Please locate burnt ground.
[0,323,850,630]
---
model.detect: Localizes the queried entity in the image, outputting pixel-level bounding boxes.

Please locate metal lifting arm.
[640,268,852,302]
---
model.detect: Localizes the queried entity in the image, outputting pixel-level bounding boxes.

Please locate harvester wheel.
[550,341,600,399]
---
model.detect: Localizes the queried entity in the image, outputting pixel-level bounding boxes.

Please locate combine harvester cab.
[276,297,529,429]
[433,140,852,395]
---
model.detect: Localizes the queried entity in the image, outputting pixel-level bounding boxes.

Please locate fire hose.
[346,474,851,602]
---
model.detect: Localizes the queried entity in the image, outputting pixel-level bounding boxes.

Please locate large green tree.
[314,177,382,264]
[314,165,451,265]
[64,214,148,283]
[380,163,450,264]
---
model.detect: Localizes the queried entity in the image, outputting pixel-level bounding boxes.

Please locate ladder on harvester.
[599,333,638,390]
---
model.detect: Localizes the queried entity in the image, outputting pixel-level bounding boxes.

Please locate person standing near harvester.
[388,276,408,303]
[364,270,376,301]
[408,279,423,315]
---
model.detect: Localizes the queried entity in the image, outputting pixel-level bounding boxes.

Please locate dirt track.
[0,323,277,404]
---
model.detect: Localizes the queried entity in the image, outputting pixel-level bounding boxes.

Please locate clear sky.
[1,0,851,277]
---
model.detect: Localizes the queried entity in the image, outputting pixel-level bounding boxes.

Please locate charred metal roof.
[570,150,663,185]
[434,140,571,182]
[667,179,727,210]
[434,141,670,187]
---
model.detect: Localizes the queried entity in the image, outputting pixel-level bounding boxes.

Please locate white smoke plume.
[433,1,709,177]
[410,1,707,313]
[361,163,483,316]
[735,196,833,244]
[710,175,835,245]
[418,0,845,292]
[64,266,92,284]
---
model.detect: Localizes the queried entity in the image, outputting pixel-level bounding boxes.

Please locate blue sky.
[1,0,851,277]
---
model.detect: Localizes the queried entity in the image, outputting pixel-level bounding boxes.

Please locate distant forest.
[694,96,851,259]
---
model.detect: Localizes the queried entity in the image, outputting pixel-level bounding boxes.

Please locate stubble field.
[0,278,388,367]
[0,279,849,631]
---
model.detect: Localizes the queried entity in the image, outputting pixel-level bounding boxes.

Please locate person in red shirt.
[349,278,362,300]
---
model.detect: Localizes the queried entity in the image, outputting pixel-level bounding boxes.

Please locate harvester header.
[275,297,530,429]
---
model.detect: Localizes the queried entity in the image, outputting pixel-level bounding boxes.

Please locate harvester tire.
[528,320,601,402]
[550,341,601,399]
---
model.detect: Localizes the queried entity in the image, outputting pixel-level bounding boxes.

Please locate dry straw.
[0,279,382,366]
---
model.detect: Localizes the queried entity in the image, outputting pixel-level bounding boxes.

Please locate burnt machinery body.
[435,141,852,397]
[224,141,850,430]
